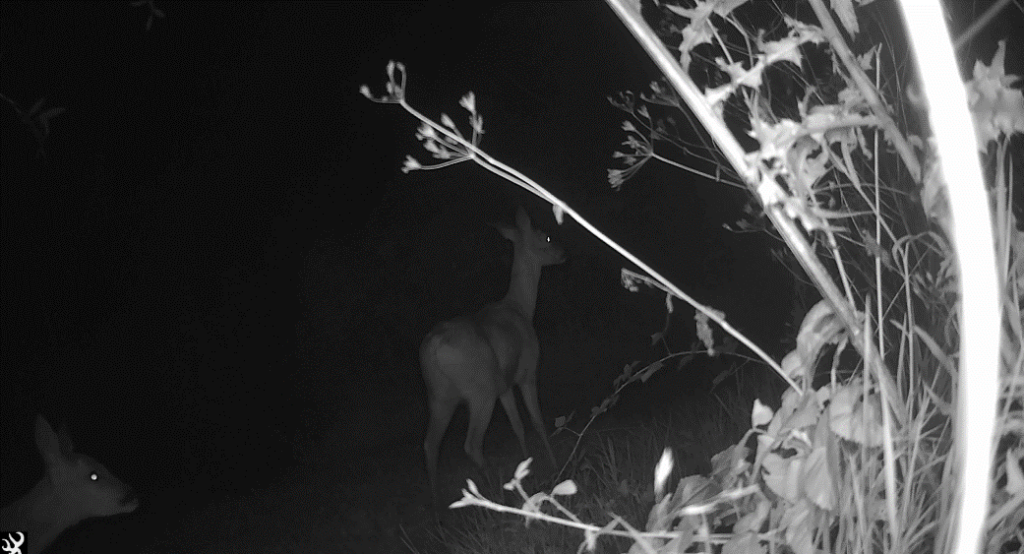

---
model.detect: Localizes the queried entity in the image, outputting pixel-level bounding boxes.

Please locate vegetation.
[363,1,1022,553]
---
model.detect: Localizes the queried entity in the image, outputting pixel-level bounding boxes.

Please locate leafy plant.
[364,0,1022,552]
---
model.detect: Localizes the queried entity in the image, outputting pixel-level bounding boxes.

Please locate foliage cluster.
[365,0,1022,552]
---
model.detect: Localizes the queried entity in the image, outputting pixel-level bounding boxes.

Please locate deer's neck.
[502,250,542,321]
[1,479,79,554]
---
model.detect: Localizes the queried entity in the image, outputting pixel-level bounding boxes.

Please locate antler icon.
[2,532,25,554]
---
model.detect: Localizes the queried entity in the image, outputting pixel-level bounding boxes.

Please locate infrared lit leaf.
[460,92,476,114]
[584,528,599,551]
[401,156,421,173]
[733,498,770,534]
[752,398,773,427]
[759,35,804,68]
[1005,447,1023,494]
[857,45,879,71]
[469,113,483,135]
[782,389,824,431]
[515,458,533,481]
[552,480,578,496]
[966,40,1024,148]
[723,532,760,554]
[828,382,884,447]
[440,113,455,130]
[762,452,802,503]
[718,58,762,89]
[665,1,716,72]
[783,15,826,45]
[780,500,816,554]
[714,0,749,16]
[655,448,674,500]
[640,360,663,383]
[831,0,859,37]
[801,446,836,510]
[696,311,715,352]
[522,492,543,527]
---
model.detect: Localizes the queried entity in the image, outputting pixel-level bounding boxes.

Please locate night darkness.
[1,2,1019,553]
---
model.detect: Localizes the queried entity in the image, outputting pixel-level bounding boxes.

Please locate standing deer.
[1,415,138,554]
[421,207,563,504]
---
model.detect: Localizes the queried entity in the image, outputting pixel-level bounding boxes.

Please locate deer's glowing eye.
[90,473,99,482]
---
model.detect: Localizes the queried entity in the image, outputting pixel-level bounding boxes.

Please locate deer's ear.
[55,421,75,456]
[489,220,516,242]
[35,415,69,464]
[514,206,532,230]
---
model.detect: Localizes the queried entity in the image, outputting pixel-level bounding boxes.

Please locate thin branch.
[953,0,1013,51]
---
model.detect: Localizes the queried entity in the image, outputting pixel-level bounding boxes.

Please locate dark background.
[1,1,1019,552]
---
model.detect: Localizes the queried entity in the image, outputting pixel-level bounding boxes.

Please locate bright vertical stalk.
[897,1,1000,554]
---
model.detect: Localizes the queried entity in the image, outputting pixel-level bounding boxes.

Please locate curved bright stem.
[898,2,1001,554]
